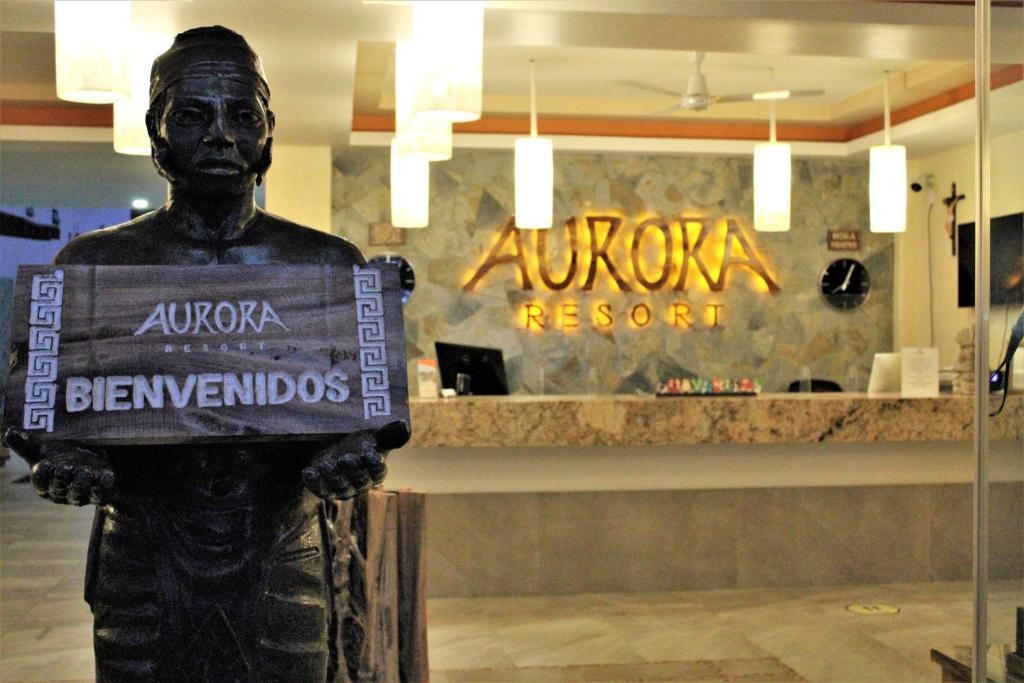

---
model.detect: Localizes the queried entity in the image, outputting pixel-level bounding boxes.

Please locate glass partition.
[981,1,1024,681]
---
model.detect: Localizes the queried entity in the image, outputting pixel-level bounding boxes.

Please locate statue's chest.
[155,242,283,266]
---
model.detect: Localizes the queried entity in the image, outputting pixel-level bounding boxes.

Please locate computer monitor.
[434,342,509,396]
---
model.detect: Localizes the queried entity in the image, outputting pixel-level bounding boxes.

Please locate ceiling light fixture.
[390,139,430,228]
[411,1,484,123]
[114,31,173,156]
[869,72,907,233]
[131,198,150,210]
[752,90,791,101]
[514,61,553,230]
[395,41,452,161]
[753,71,790,232]
[54,1,132,104]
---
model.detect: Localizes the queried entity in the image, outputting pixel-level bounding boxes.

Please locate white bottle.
[417,359,439,398]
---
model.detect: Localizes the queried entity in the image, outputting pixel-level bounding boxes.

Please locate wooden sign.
[827,230,861,251]
[3,264,409,445]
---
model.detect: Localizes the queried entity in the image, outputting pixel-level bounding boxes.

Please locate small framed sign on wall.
[827,230,861,252]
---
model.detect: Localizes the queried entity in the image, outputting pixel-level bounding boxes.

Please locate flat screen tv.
[958,212,1024,307]
[434,342,509,396]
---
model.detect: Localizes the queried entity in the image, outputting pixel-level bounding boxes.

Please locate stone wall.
[331,149,893,393]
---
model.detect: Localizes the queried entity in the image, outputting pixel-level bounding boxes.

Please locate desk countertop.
[406,393,1023,448]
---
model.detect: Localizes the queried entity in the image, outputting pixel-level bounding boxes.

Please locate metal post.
[972,1,991,681]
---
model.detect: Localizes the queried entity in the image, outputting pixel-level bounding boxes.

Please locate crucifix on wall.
[943,182,966,256]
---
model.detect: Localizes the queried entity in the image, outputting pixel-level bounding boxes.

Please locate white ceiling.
[1,1,1020,209]
[1,0,1022,150]
[371,44,953,122]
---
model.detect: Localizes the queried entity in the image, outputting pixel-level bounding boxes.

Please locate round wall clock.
[820,258,870,310]
[368,254,416,305]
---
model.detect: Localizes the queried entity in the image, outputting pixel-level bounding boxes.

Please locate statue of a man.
[4,26,407,682]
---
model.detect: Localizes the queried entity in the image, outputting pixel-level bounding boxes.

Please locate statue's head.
[145,26,275,196]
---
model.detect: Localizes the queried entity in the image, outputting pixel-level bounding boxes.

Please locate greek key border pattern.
[23,269,64,432]
[353,265,391,420]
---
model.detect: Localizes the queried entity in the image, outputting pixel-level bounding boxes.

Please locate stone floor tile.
[495,616,645,668]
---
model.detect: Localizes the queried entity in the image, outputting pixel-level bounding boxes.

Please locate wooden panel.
[2,264,409,445]
[329,497,359,683]
[362,490,400,683]
[395,490,429,683]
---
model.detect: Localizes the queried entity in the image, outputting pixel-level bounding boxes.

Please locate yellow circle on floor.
[846,603,900,615]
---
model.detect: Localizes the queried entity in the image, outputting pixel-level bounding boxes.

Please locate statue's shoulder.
[254,210,366,266]
[54,211,160,265]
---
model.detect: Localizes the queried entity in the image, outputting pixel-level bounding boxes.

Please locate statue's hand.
[3,428,115,506]
[302,432,387,500]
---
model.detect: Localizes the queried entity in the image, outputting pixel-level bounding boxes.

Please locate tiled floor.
[0,456,1002,682]
[425,582,979,682]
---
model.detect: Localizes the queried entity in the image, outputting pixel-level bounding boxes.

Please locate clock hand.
[831,265,855,294]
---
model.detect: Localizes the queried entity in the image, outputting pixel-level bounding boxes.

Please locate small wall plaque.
[3,264,409,445]
[828,230,861,251]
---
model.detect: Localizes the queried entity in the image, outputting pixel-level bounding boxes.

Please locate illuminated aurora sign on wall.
[463,213,780,332]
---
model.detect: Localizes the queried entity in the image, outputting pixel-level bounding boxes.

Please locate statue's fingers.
[302,465,328,498]
[361,448,388,486]
[318,457,355,500]
[336,452,371,497]
[49,463,74,503]
[91,469,116,505]
[30,460,55,498]
[67,469,95,506]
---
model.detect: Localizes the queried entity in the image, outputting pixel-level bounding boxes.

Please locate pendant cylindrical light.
[411,1,484,123]
[390,140,430,228]
[753,99,791,232]
[54,1,132,103]
[395,41,452,161]
[114,31,173,156]
[515,61,553,229]
[869,73,907,233]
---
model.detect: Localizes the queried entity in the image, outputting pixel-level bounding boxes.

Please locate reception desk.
[407,393,1023,448]
[387,394,1023,598]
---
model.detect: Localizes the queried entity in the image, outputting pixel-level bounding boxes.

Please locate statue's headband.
[149,26,270,106]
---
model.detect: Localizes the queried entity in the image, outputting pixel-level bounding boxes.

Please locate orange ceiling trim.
[847,64,1022,140]
[353,113,854,142]
[454,116,860,142]
[0,101,114,127]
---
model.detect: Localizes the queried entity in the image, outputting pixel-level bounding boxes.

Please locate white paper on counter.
[901,347,940,398]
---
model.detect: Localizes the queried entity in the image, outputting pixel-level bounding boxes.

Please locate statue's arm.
[0,241,116,506]
[3,429,114,506]
[297,233,412,499]
[302,422,411,500]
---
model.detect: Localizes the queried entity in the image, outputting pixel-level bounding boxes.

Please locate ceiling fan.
[621,51,824,113]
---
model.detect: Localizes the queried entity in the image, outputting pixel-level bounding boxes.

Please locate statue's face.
[156,75,273,196]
